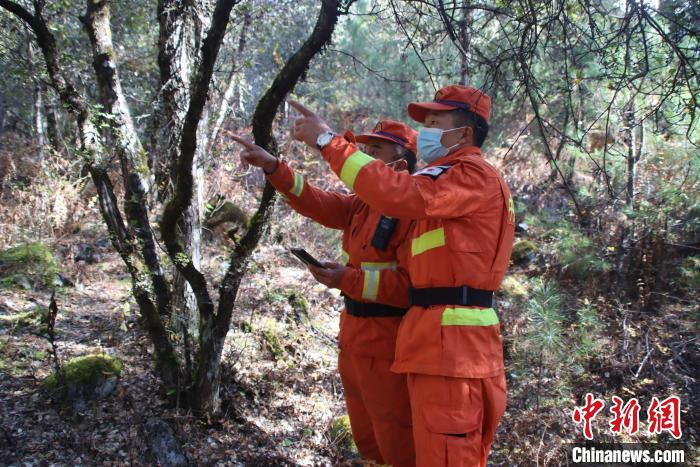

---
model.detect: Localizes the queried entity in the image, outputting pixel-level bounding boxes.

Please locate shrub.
[550,223,610,280]
[522,279,565,363]
[572,301,604,363]
[517,279,569,409]
[328,415,357,453]
[678,256,700,294]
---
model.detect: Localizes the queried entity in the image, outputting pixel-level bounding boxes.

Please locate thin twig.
[634,332,653,378]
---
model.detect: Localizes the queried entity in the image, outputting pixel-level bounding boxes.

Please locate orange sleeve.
[266,160,357,230]
[339,264,410,308]
[320,137,490,220]
[337,218,411,308]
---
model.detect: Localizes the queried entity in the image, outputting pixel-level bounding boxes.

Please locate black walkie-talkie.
[371,216,398,250]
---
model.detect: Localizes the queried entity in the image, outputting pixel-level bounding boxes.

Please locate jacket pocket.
[444,219,483,253]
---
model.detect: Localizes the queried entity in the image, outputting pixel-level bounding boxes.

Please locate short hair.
[449,109,489,147]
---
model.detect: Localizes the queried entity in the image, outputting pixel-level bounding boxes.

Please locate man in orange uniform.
[231,121,418,466]
[290,85,515,466]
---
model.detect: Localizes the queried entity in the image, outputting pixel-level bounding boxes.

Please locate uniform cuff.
[265,160,294,190]
[339,265,361,300]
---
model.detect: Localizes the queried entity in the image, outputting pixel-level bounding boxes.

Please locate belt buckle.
[460,286,469,306]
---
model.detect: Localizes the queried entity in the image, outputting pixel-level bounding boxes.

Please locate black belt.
[344,297,408,317]
[409,286,494,308]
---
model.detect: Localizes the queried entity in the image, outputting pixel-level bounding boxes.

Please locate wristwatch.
[316,131,336,150]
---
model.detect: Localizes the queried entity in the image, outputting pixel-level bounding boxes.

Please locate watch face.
[317,132,334,148]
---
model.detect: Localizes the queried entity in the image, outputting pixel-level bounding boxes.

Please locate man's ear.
[460,125,474,146]
[392,158,408,172]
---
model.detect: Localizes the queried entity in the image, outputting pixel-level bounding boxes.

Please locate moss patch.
[0,306,49,332]
[44,354,124,394]
[287,290,309,324]
[260,322,285,361]
[499,275,529,299]
[0,242,59,289]
[0,337,9,372]
[511,240,538,265]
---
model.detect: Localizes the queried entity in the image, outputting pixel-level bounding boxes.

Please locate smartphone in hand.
[290,248,326,269]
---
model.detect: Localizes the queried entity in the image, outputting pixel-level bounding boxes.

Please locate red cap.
[408,85,491,124]
[355,120,418,155]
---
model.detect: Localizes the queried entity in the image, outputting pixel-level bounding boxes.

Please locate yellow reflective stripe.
[411,227,446,256]
[340,151,374,190]
[339,249,350,265]
[360,261,397,271]
[441,307,499,326]
[362,270,380,301]
[507,196,515,224]
[290,171,304,197]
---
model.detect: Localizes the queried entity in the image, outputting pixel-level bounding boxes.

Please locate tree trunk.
[0,91,6,152]
[0,0,182,390]
[208,10,251,154]
[155,0,204,357]
[615,97,643,290]
[43,85,62,154]
[625,101,637,210]
[160,0,240,415]
[189,0,342,415]
[155,0,193,202]
[81,0,180,387]
[28,42,45,154]
[33,82,44,148]
[458,0,472,85]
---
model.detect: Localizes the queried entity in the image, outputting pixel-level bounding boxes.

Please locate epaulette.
[413,164,453,179]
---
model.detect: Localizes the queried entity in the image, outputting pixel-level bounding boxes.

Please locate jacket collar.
[427,146,481,167]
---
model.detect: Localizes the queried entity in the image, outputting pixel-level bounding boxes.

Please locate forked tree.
[0,0,347,415]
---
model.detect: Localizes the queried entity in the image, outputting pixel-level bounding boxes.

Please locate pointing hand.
[230,135,279,174]
[289,100,334,149]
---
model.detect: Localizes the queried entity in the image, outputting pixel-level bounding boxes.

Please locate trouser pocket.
[422,404,483,467]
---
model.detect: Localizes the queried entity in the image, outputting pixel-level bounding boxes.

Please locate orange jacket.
[267,160,412,359]
[320,137,515,378]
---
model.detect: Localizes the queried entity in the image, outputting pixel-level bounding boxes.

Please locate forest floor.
[2,221,697,466]
[1,142,697,466]
[0,239,357,466]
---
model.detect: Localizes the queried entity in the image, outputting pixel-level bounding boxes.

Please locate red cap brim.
[355,133,402,145]
[355,133,416,155]
[407,102,458,123]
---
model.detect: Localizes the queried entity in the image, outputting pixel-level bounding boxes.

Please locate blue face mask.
[417,126,466,163]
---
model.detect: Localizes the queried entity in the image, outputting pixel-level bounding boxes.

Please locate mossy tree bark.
[153,0,208,381]
[1,0,343,416]
[0,0,181,390]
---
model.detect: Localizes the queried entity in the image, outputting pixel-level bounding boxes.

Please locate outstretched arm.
[232,135,356,230]
[288,101,489,220]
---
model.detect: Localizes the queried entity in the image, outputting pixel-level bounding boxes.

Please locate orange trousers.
[407,373,507,467]
[338,352,415,466]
